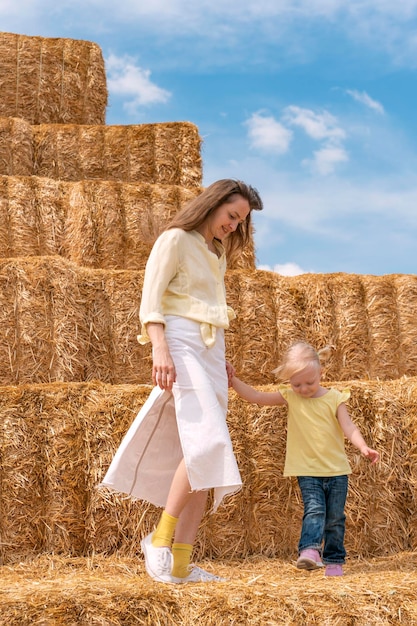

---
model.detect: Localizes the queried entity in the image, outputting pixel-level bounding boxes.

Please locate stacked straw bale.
[1,258,417,386]
[0,176,199,268]
[32,122,203,186]
[0,378,416,565]
[0,32,107,125]
[0,120,203,187]
[226,269,417,384]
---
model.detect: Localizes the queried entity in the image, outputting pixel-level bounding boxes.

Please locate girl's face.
[289,364,321,398]
[205,195,250,242]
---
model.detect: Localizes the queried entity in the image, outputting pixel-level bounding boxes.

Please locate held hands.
[225,361,236,387]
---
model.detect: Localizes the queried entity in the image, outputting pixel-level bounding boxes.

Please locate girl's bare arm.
[231,376,287,406]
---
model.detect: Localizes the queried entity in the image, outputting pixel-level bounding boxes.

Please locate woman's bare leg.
[164,458,208,545]
[174,490,208,545]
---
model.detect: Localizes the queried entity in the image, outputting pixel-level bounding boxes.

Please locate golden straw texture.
[1,260,417,385]
[1,378,417,565]
[32,122,202,185]
[0,553,416,625]
[0,33,107,124]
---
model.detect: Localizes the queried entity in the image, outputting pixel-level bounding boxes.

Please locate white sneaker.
[141,532,173,583]
[171,565,226,584]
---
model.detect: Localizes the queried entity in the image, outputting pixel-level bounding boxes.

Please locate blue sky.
[2,1,417,275]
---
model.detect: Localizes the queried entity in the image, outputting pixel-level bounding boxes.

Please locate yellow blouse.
[279,386,352,477]
[137,228,235,347]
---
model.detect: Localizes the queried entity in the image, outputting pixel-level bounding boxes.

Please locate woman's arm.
[337,403,380,464]
[231,376,287,406]
[138,231,179,344]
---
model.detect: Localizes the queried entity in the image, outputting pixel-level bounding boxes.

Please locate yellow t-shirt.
[137,228,235,346]
[279,386,352,477]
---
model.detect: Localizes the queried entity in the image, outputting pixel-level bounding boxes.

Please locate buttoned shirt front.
[137,228,235,347]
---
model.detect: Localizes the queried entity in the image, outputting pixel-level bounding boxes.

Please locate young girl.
[101,179,263,584]
[231,341,379,577]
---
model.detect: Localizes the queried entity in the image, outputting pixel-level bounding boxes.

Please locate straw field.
[0,553,416,625]
[0,32,107,125]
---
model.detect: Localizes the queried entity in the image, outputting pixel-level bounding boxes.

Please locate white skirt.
[100,316,242,512]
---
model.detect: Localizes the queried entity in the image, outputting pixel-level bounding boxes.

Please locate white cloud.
[346,90,385,114]
[258,262,311,276]
[306,145,349,175]
[245,112,293,154]
[244,106,349,175]
[106,53,171,114]
[283,106,346,142]
[281,105,349,175]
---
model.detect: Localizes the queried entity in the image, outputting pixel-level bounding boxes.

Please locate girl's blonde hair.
[272,341,333,381]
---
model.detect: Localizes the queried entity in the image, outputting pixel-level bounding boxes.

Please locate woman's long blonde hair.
[273,341,333,381]
[166,179,263,255]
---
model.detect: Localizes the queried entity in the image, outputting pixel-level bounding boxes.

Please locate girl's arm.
[337,403,380,464]
[231,376,287,406]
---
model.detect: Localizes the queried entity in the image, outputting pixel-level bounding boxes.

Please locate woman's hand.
[147,323,176,390]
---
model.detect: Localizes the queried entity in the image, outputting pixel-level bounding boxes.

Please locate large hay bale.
[1,260,417,385]
[63,180,199,269]
[32,122,202,186]
[0,176,199,269]
[0,387,46,562]
[0,32,107,125]
[0,378,416,564]
[0,257,145,386]
[0,176,67,259]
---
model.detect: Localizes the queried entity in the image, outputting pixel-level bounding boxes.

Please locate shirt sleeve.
[278,384,290,400]
[137,230,180,344]
[338,388,351,405]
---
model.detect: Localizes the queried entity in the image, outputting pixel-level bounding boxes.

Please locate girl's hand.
[362,447,380,464]
[225,361,236,387]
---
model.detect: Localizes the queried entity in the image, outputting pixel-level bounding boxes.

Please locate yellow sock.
[151,511,178,547]
[171,543,193,579]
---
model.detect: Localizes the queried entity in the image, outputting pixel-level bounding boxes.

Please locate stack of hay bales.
[1,30,417,613]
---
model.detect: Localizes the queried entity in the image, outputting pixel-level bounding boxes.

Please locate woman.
[101,179,263,584]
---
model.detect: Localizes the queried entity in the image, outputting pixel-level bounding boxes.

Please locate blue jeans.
[297,475,348,564]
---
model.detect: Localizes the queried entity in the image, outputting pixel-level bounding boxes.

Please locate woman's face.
[205,195,250,241]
